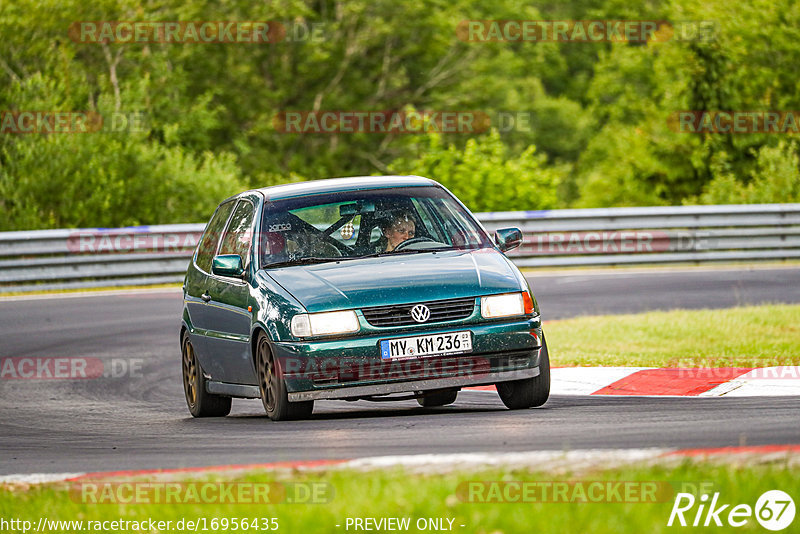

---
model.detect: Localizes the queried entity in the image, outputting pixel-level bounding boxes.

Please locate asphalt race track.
[1,266,799,475]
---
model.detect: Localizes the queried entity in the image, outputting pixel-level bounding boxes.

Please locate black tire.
[256,333,314,421]
[181,331,232,417]
[417,389,458,407]
[496,334,550,409]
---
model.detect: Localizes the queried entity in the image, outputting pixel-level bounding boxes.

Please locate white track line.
[5,444,800,485]
[343,448,670,473]
[0,472,86,484]
[0,449,670,484]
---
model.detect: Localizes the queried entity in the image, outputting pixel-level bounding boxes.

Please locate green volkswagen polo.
[181,176,549,420]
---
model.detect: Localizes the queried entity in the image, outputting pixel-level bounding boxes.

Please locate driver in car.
[382,210,416,251]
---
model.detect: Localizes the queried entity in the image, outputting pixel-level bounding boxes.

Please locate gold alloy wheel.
[257,336,277,413]
[182,337,197,406]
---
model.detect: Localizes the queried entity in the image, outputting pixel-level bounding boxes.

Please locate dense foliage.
[1,0,798,229]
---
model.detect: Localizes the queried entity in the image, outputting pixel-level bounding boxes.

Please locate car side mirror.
[495,228,523,252]
[212,254,245,278]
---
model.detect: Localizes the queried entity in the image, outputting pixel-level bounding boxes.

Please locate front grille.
[361,297,475,327]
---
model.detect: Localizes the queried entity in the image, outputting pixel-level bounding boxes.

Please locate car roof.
[247,175,439,201]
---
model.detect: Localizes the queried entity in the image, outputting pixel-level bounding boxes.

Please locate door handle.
[201,292,211,303]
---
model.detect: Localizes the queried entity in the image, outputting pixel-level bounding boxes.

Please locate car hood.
[265,249,523,312]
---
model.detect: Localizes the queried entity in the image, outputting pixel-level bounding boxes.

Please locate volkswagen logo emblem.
[410,304,431,323]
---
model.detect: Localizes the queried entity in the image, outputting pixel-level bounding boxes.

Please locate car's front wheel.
[256,332,314,421]
[182,331,232,417]
[496,334,550,409]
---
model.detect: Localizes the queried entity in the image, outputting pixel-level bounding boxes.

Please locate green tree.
[388,129,564,212]
[690,141,800,204]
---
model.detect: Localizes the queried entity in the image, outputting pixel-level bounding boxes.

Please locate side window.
[195,201,235,273]
[428,198,484,248]
[218,200,256,266]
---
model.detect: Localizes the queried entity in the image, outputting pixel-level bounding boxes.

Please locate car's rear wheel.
[496,334,550,409]
[256,332,314,421]
[181,331,232,417]
[417,389,458,407]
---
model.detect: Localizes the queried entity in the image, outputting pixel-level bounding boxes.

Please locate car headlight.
[291,310,360,337]
[481,292,534,319]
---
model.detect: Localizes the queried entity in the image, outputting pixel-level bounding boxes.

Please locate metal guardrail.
[479,203,800,268]
[0,224,202,292]
[0,204,798,292]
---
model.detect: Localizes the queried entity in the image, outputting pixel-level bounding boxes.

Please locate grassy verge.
[545,304,800,368]
[0,283,181,298]
[1,461,796,533]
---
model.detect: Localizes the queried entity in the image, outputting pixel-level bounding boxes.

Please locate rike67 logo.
[668,490,795,531]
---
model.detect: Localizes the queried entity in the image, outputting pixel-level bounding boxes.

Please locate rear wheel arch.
[181,329,232,417]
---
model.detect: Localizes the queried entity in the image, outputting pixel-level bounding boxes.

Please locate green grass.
[1,461,797,533]
[0,283,181,297]
[545,304,800,368]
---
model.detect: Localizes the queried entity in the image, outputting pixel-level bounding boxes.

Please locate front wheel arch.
[250,325,269,371]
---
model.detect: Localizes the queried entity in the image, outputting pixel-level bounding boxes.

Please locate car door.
[185,199,236,374]
[203,198,258,385]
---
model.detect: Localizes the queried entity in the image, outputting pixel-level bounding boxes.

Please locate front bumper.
[273,317,542,402]
[288,365,539,401]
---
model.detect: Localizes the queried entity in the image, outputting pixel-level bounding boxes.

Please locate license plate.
[380,331,472,360]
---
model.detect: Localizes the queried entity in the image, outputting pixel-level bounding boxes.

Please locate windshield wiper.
[403,246,457,253]
[267,247,461,267]
[354,246,456,259]
[264,256,342,268]
[353,251,393,259]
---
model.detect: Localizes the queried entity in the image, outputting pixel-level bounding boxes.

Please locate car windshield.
[258,185,493,268]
